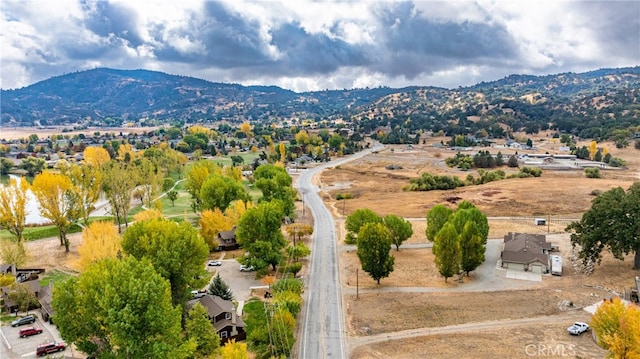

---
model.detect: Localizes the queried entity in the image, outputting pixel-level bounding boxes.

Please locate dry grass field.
[0,126,157,141]
[315,135,639,358]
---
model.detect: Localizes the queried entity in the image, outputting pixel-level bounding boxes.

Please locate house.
[187,294,246,344]
[1,280,42,313]
[500,232,553,274]
[216,227,239,251]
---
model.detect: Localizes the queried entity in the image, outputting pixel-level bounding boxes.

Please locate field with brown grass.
[313,135,639,358]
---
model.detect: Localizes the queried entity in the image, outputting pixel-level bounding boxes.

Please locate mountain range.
[1,67,639,134]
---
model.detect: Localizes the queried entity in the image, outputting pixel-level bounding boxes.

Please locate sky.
[1,0,639,92]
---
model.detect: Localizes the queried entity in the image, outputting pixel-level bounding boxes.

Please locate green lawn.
[39,270,74,286]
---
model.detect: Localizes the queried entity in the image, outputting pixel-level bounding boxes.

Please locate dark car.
[19,326,43,338]
[11,314,36,327]
[36,341,66,356]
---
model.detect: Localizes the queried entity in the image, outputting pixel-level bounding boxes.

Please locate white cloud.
[0,0,638,91]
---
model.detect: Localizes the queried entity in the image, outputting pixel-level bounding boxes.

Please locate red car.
[19,326,43,338]
[36,341,66,356]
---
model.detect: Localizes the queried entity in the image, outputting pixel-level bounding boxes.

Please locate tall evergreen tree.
[208,273,234,301]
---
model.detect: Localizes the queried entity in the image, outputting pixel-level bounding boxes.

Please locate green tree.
[384,214,413,251]
[356,222,395,284]
[52,257,193,358]
[235,201,286,271]
[0,157,13,175]
[8,282,39,314]
[286,241,311,262]
[167,190,179,206]
[122,218,209,306]
[208,273,234,301]
[102,160,137,232]
[185,302,221,358]
[345,208,382,245]
[200,174,249,212]
[459,221,485,275]
[254,164,296,217]
[450,202,489,244]
[20,156,45,176]
[567,183,640,269]
[426,204,453,246]
[433,222,461,282]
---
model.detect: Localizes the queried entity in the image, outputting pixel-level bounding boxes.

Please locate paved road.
[297,144,382,359]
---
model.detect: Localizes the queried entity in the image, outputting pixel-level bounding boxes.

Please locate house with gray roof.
[500,232,552,274]
[187,294,246,344]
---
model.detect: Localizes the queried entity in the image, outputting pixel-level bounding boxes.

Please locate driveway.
[203,258,264,312]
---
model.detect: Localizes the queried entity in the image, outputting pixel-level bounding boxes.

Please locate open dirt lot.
[317,136,640,358]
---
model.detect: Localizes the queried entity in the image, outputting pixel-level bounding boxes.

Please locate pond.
[4,174,50,225]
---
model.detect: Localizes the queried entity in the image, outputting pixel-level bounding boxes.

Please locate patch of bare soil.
[22,233,83,273]
[350,319,607,359]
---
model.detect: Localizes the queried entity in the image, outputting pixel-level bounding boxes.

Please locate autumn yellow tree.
[285,223,313,246]
[0,239,29,267]
[199,209,233,251]
[83,146,111,167]
[73,221,122,271]
[279,142,287,163]
[239,122,252,139]
[224,200,253,224]
[117,143,136,162]
[220,339,248,359]
[61,163,103,225]
[133,208,164,222]
[589,140,598,160]
[0,176,30,242]
[32,171,77,252]
[590,297,640,358]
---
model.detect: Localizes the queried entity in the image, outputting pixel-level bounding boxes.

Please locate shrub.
[518,167,542,177]
[271,278,303,295]
[405,173,465,191]
[584,167,601,178]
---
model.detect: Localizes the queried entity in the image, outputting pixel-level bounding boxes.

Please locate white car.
[207,260,222,266]
[239,265,255,272]
[567,322,589,335]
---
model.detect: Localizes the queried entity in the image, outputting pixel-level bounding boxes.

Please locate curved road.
[297,143,382,359]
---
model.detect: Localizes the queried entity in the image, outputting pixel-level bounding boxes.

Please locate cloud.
[0,0,638,91]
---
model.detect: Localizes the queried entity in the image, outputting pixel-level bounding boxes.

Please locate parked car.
[19,326,43,338]
[207,260,222,266]
[191,290,206,299]
[36,341,66,356]
[11,314,36,327]
[567,322,590,335]
[239,265,255,272]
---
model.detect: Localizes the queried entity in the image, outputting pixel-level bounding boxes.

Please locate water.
[6,174,50,225]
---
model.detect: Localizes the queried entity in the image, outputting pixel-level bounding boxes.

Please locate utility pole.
[302,194,305,216]
[356,269,359,299]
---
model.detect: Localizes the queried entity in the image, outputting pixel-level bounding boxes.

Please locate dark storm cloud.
[572,1,640,62]
[369,2,518,78]
[153,1,270,67]
[81,0,144,47]
[268,22,370,75]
